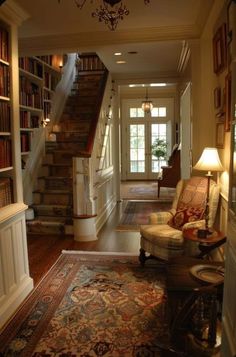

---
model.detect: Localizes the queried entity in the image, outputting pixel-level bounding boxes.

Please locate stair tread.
[32,203,72,207]
[27,220,73,226]
[42,163,72,167]
[38,176,72,179]
[31,216,73,222]
[33,189,72,194]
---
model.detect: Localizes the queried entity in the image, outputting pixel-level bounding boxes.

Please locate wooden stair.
[27,55,107,235]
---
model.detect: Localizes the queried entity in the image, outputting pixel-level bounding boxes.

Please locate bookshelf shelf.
[20,128,34,132]
[19,68,43,82]
[0,95,10,101]
[0,166,13,172]
[0,58,9,66]
[0,132,11,135]
[19,104,42,112]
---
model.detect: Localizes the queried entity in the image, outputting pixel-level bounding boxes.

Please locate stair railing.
[73,72,116,241]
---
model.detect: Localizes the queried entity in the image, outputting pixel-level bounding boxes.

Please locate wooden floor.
[27,200,140,285]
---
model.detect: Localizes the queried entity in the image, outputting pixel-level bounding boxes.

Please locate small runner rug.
[116,200,172,231]
[0,252,170,357]
[120,182,175,201]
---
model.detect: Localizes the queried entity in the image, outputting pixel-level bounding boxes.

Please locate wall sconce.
[59,61,63,72]
[41,117,50,127]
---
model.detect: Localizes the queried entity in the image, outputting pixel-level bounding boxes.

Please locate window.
[130,108,144,118]
[151,107,167,117]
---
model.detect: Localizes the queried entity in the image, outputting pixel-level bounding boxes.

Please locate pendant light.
[142,87,153,114]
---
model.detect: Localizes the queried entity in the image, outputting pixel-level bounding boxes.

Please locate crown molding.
[19,24,200,56]
[0,0,29,25]
[177,41,190,73]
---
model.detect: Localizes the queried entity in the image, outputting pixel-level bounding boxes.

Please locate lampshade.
[193,147,224,173]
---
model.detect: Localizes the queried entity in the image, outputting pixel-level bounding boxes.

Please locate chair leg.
[139,248,146,266]
[157,184,160,198]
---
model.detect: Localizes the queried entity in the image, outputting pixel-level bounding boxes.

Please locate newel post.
[73,157,97,241]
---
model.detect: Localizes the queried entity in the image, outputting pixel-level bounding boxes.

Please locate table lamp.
[193,147,224,236]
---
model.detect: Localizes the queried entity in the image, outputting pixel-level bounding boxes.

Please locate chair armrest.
[149,208,176,224]
[182,220,205,231]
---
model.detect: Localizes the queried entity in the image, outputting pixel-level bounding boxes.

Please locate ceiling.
[5,0,214,80]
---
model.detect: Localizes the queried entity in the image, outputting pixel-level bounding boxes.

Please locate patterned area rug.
[116,201,172,231]
[120,181,175,201]
[0,252,170,357]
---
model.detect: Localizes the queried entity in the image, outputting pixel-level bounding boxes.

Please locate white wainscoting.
[0,204,33,329]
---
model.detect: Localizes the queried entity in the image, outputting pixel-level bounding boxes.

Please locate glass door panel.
[151,123,167,174]
[129,124,145,176]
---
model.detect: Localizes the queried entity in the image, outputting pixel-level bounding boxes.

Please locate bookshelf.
[0,2,33,331]
[18,55,62,158]
[0,22,13,208]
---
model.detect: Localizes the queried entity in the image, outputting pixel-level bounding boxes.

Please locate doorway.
[121,98,174,181]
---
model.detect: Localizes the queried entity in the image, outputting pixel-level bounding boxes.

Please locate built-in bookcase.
[18,55,62,159]
[0,21,13,208]
[0,3,34,331]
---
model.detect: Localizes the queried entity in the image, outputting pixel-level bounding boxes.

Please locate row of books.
[44,102,51,118]
[36,55,62,69]
[0,64,10,97]
[0,137,12,168]
[37,55,54,66]
[0,177,12,208]
[20,110,39,128]
[44,90,52,100]
[19,57,43,78]
[20,133,30,152]
[44,71,59,91]
[0,101,10,132]
[0,27,9,62]
[19,77,42,109]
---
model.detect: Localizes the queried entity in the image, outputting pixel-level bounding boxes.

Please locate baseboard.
[0,276,34,331]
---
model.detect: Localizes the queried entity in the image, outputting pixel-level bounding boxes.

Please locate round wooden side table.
[183,228,227,258]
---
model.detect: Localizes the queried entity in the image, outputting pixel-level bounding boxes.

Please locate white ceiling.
[6,0,214,79]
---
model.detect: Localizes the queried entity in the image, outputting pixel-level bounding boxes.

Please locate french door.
[121,98,174,180]
[127,121,167,180]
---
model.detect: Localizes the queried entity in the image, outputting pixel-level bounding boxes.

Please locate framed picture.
[213,23,227,75]
[216,122,225,148]
[225,72,232,132]
[214,87,221,109]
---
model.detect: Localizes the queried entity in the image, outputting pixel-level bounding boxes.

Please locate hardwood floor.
[27,200,140,285]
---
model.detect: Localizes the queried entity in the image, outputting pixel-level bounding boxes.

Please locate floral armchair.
[139,176,220,264]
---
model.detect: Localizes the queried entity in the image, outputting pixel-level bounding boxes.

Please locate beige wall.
[191,0,229,202]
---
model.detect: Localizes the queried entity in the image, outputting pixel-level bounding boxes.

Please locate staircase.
[27,55,108,235]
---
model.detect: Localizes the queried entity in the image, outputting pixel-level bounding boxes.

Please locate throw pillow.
[168,206,205,230]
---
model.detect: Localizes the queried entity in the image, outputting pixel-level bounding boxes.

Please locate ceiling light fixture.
[58,0,150,31]
[142,87,153,114]
[116,60,126,64]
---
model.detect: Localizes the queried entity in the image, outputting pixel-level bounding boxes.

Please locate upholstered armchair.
[139,176,220,264]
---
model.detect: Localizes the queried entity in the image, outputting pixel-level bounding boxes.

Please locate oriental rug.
[116,200,172,231]
[0,252,170,357]
[120,181,175,201]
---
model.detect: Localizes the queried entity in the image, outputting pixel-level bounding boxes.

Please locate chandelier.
[142,87,153,114]
[58,0,150,31]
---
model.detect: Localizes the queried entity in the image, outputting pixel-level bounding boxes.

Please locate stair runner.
[27,64,107,235]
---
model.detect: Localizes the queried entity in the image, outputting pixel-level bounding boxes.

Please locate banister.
[83,69,108,157]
